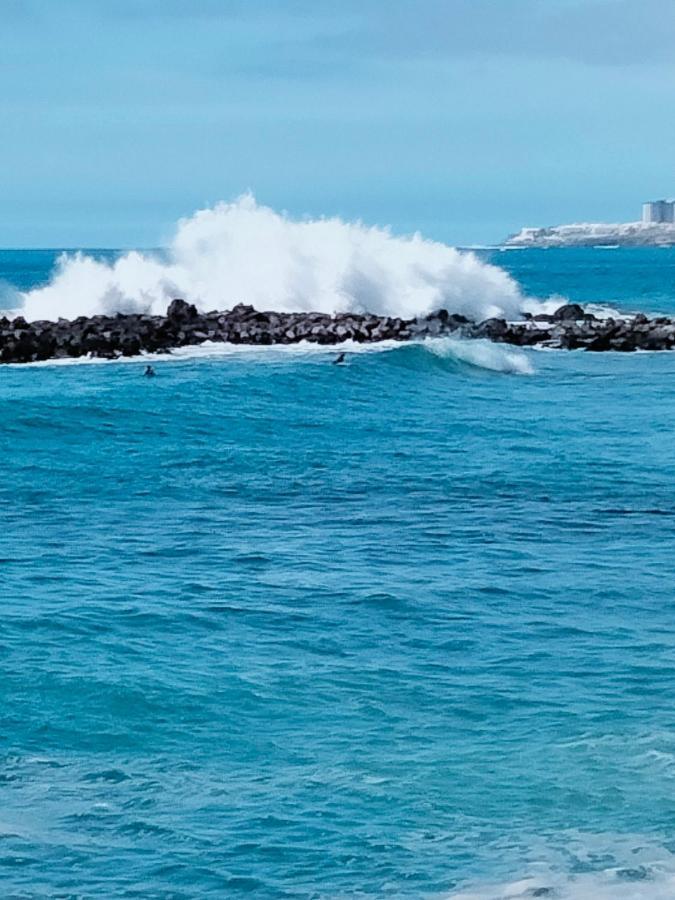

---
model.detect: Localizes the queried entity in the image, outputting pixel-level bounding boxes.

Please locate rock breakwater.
[1,299,673,364]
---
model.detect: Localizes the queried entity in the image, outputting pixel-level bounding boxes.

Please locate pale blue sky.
[2,0,675,246]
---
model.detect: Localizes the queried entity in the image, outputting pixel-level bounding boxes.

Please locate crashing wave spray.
[11,195,524,323]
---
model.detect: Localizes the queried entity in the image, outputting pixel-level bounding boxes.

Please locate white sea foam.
[450,869,675,900]
[7,338,403,368]
[11,336,534,375]
[448,834,675,900]
[522,293,620,321]
[8,195,525,323]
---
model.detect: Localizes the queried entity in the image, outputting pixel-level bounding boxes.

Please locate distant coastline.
[503,221,675,248]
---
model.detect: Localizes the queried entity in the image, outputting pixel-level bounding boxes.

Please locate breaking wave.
[425,336,533,375]
[13,336,534,376]
[10,195,525,323]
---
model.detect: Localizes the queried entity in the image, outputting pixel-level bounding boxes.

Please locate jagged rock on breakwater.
[1,299,674,363]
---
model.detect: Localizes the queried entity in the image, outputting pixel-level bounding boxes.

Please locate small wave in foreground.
[10,336,534,376]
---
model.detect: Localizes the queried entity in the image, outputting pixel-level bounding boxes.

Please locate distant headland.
[504,199,675,248]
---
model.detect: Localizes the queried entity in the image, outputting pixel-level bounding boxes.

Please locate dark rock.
[2,297,675,364]
[552,303,585,321]
[475,318,508,340]
[167,298,198,321]
[586,333,615,352]
[229,303,257,320]
[447,313,469,328]
[612,338,638,352]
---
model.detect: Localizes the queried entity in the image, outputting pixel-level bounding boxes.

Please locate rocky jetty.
[1,299,674,364]
[485,305,675,352]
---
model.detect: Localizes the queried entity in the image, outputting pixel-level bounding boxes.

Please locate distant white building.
[643,200,675,224]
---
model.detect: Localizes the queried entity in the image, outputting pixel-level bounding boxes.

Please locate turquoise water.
[3,250,675,897]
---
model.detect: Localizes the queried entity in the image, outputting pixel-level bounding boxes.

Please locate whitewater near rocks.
[10,195,523,323]
[1,298,674,365]
[2,198,675,364]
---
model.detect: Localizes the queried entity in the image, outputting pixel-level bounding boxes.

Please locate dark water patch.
[599,507,675,517]
[232,552,273,568]
[477,585,512,597]
[615,865,652,881]
[82,769,130,784]
[204,603,250,616]
[10,414,74,432]
[286,638,348,659]
[0,855,36,868]
[204,604,312,624]
[352,592,407,610]
[116,820,176,839]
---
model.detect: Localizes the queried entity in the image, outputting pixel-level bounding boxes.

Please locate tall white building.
[643,200,675,224]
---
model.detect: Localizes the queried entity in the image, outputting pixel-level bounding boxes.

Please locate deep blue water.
[3,250,675,898]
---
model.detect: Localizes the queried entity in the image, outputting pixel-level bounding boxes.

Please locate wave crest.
[425,337,534,375]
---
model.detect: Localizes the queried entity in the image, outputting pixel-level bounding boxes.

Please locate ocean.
[3,239,675,898]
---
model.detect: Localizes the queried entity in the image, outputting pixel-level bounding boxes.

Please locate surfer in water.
[144,365,156,377]
[333,352,346,365]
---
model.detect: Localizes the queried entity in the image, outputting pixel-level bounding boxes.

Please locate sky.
[2,0,675,247]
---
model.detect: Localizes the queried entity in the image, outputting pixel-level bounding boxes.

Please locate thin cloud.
[133,0,675,68]
[364,0,675,66]
[16,0,675,70]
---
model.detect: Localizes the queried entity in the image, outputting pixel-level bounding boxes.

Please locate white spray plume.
[11,195,525,323]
